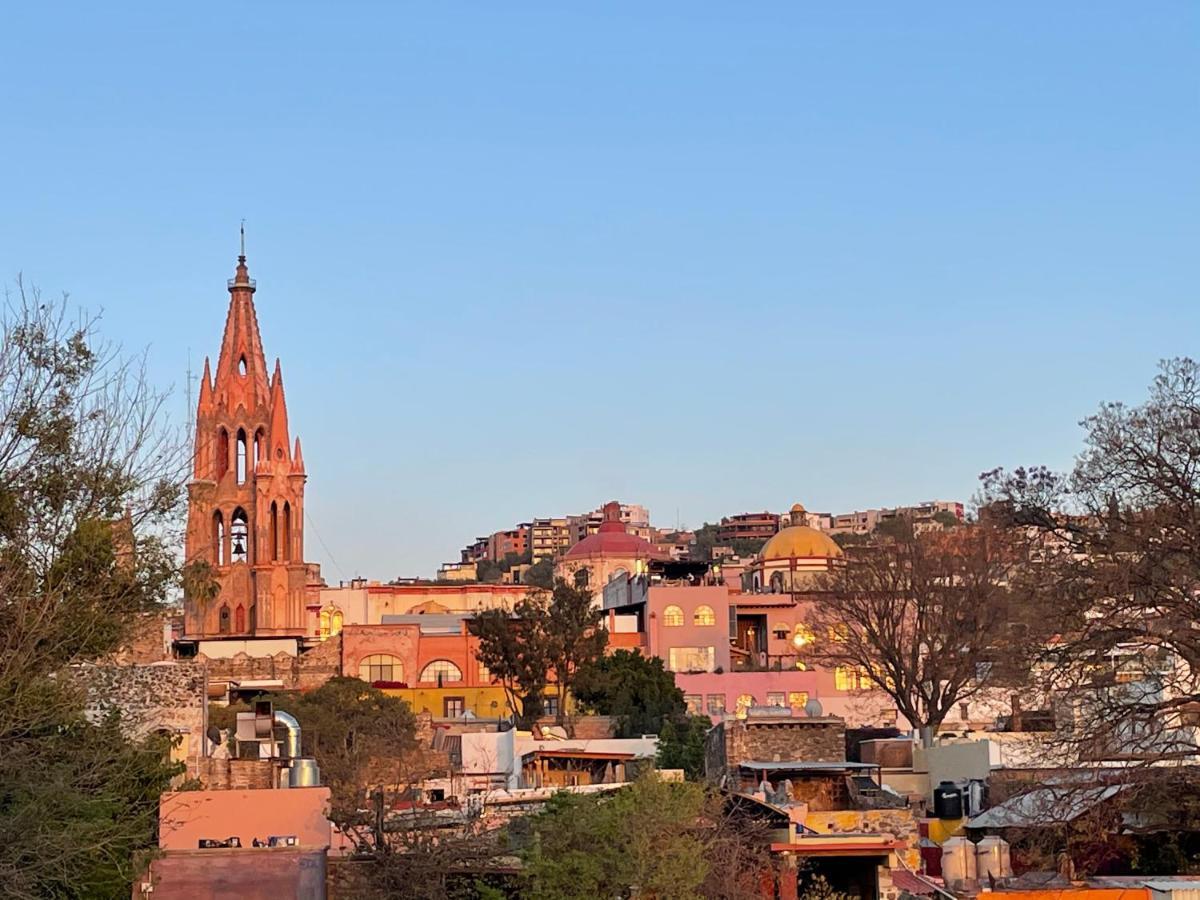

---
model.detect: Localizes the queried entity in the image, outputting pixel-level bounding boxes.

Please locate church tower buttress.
[184,252,309,638]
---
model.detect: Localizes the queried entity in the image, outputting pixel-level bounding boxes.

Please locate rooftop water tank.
[941,836,977,890]
[976,835,1012,883]
[933,780,963,819]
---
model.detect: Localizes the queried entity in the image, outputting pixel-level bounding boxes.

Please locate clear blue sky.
[2,4,1197,580]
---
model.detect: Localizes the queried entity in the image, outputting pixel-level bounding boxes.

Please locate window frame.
[419,659,464,685]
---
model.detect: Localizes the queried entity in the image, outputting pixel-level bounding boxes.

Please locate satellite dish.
[804,698,824,718]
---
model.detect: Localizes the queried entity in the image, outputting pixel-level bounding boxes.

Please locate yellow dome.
[759,524,843,561]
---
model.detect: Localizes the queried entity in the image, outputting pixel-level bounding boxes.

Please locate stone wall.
[196,757,277,790]
[706,715,848,783]
[200,635,342,691]
[803,808,921,869]
[75,661,207,777]
[727,716,847,764]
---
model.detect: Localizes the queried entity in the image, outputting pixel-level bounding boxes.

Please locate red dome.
[563,501,653,559]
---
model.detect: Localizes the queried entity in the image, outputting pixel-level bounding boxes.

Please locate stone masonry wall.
[76,661,208,778]
[199,635,342,691]
[195,757,277,790]
[728,717,847,765]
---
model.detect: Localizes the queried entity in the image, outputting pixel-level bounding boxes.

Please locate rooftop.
[738,760,878,772]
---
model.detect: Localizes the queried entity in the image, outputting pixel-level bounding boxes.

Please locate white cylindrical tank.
[977,835,1012,883]
[942,836,978,888]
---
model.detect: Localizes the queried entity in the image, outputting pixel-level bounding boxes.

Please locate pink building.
[602,574,900,729]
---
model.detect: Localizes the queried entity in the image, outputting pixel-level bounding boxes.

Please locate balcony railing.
[733,653,806,673]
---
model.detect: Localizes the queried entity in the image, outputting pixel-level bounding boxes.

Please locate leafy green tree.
[523,556,555,589]
[932,509,960,528]
[475,558,503,583]
[544,578,607,731]
[273,676,417,824]
[573,649,685,737]
[520,775,773,900]
[0,283,186,898]
[474,579,607,733]
[474,602,550,728]
[656,715,712,780]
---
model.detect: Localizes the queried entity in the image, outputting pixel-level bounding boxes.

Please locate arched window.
[230,508,249,564]
[769,572,784,594]
[270,502,279,562]
[283,502,292,562]
[663,605,684,627]
[234,604,246,632]
[254,427,265,469]
[212,511,225,565]
[693,605,716,626]
[419,660,463,685]
[238,355,247,376]
[216,428,230,480]
[608,567,628,583]
[236,428,247,484]
[319,608,330,640]
[574,567,590,589]
[359,654,403,684]
[330,608,343,637]
[218,605,231,634]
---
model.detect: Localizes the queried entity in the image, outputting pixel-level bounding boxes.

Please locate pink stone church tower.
[184,248,309,638]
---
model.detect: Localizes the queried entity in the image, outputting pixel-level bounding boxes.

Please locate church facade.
[183,253,311,639]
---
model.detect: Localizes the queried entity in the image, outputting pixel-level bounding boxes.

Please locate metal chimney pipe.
[274,710,301,759]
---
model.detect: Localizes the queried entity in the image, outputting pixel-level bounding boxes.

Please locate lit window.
[684,695,703,714]
[828,624,849,643]
[359,654,403,684]
[707,694,726,716]
[667,646,715,673]
[735,694,755,719]
[793,625,816,648]
[478,660,492,682]
[788,691,809,710]
[420,660,463,684]
[766,692,786,708]
[693,605,716,626]
[835,666,869,691]
[663,605,684,627]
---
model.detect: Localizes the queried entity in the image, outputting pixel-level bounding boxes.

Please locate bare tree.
[978,359,1200,868]
[804,521,1037,745]
[0,279,189,898]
